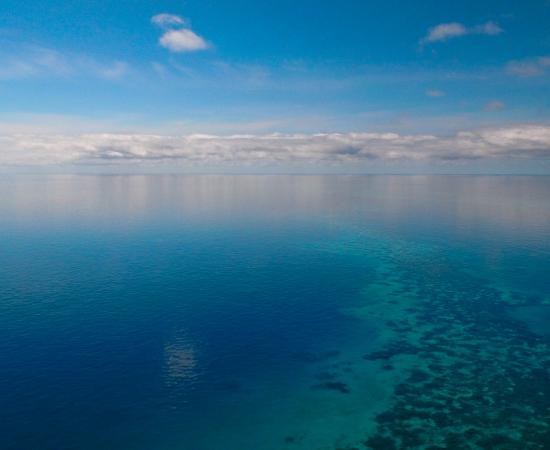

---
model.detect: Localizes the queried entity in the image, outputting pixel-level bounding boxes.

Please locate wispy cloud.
[0,45,129,81]
[147,59,499,97]
[0,46,71,80]
[506,56,550,77]
[425,89,445,97]
[483,100,505,112]
[152,13,210,53]
[151,13,187,28]
[87,60,129,80]
[1,124,549,167]
[420,21,502,45]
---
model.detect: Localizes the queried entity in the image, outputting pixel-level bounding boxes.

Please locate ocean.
[1,175,549,449]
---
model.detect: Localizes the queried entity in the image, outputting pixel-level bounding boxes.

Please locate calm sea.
[1,175,549,449]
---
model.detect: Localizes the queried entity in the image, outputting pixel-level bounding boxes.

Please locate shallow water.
[0,175,549,450]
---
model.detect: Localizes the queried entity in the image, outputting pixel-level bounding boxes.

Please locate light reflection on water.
[1,175,549,235]
[164,331,200,388]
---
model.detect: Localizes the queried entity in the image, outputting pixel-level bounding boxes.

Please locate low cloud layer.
[1,125,549,168]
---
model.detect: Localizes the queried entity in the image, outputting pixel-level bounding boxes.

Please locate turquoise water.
[0,175,549,449]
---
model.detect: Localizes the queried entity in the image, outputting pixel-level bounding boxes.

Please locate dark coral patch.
[311,381,350,394]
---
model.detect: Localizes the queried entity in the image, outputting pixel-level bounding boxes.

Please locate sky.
[1,0,550,173]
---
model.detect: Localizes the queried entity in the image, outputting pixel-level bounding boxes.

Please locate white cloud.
[483,100,505,112]
[422,23,468,43]
[426,89,445,97]
[506,57,550,77]
[473,21,503,35]
[1,124,549,167]
[159,29,209,53]
[152,12,210,53]
[151,13,187,28]
[421,21,502,44]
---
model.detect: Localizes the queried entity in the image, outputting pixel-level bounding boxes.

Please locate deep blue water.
[1,175,549,450]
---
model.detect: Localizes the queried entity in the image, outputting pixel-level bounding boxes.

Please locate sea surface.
[0,175,549,450]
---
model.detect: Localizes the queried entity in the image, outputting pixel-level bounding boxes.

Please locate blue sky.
[1,0,549,172]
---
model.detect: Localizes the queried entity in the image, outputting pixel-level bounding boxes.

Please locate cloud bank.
[1,125,549,168]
